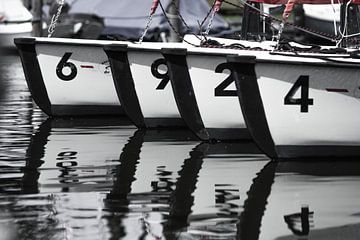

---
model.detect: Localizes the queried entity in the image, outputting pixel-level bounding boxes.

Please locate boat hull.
[15,37,125,117]
[230,55,360,159]
[104,44,186,128]
[162,48,250,141]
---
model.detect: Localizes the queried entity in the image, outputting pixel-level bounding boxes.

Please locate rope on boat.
[283,0,297,21]
[47,0,65,37]
[158,0,201,46]
[138,0,161,43]
[204,0,224,35]
[222,0,339,43]
[157,0,340,52]
[143,0,360,58]
[167,0,205,42]
[150,0,160,15]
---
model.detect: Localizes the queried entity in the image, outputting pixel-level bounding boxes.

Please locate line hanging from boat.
[47,0,65,37]
[138,0,160,43]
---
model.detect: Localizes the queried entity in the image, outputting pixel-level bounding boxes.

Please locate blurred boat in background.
[0,0,32,48]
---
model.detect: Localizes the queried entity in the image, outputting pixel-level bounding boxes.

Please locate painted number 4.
[284,75,313,113]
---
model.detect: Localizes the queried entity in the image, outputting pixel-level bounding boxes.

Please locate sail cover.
[66,0,231,40]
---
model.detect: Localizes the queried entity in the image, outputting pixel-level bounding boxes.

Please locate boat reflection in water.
[2,117,360,239]
[22,117,136,194]
[263,161,360,240]
[104,130,268,239]
[0,117,136,239]
[0,117,274,239]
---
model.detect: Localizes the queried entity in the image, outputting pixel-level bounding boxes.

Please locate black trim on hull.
[22,119,51,194]
[51,105,125,117]
[143,118,186,129]
[276,145,360,160]
[228,55,278,159]
[47,116,133,128]
[206,128,251,141]
[162,48,208,140]
[104,44,145,128]
[14,38,52,116]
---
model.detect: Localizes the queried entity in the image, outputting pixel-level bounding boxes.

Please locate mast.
[33,0,43,37]
[241,1,262,40]
[167,0,181,42]
[339,0,360,47]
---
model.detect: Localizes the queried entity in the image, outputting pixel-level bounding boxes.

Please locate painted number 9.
[56,52,78,81]
[151,58,170,90]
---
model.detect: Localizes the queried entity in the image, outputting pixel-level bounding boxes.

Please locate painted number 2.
[214,63,237,97]
[56,52,78,81]
[151,58,170,90]
[284,75,314,113]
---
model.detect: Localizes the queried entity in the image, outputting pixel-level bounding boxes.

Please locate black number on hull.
[214,63,237,97]
[151,58,170,90]
[57,52,78,81]
[284,75,314,113]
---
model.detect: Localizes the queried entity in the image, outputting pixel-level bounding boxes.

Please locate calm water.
[1,53,360,240]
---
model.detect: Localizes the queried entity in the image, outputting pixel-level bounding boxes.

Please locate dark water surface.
[1,54,360,240]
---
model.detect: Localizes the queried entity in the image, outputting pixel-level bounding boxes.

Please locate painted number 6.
[56,52,78,81]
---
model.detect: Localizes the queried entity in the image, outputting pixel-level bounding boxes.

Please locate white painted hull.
[15,37,126,116]
[161,36,277,140]
[104,42,195,128]
[187,54,245,131]
[230,51,360,159]
[128,49,183,127]
[164,51,249,140]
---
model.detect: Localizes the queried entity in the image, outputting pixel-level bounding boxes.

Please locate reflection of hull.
[105,128,270,239]
[260,161,360,240]
[15,37,126,117]
[23,117,135,193]
[104,43,190,128]
[230,54,360,159]
[277,223,360,240]
[163,48,250,141]
[185,142,269,239]
[105,129,200,239]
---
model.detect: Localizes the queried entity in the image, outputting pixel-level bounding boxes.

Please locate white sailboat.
[15,37,128,116]
[104,41,195,128]
[229,0,360,159]
[162,36,273,141]
[14,0,228,118]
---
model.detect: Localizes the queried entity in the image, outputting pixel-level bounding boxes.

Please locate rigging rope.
[47,0,65,37]
[204,0,224,35]
[138,0,160,43]
[158,0,201,46]
[222,0,339,42]
[140,0,360,54]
